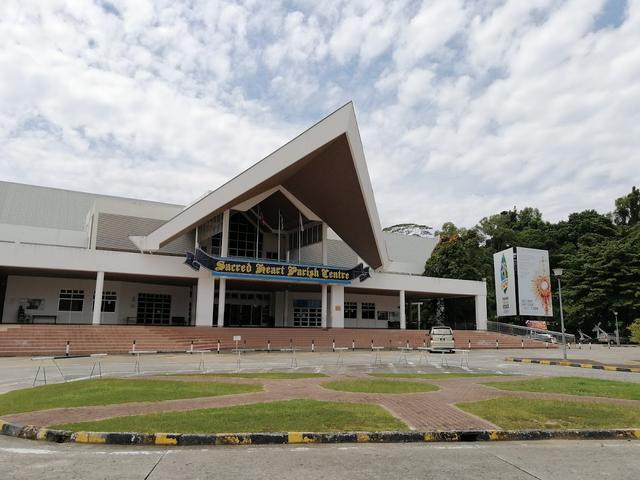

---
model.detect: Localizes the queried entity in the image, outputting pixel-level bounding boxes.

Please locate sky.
[1,0,639,230]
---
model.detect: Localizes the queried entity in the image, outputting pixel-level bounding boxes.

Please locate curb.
[1,420,639,446]
[506,357,640,373]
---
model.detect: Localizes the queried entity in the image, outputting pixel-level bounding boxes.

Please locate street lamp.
[614,311,620,346]
[552,268,567,360]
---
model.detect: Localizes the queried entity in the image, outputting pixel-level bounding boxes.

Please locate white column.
[321,223,328,264]
[217,209,230,327]
[321,284,328,328]
[475,294,488,330]
[217,278,226,327]
[399,290,406,330]
[195,272,215,326]
[329,285,344,328]
[92,271,104,325]
[221,209,230,256]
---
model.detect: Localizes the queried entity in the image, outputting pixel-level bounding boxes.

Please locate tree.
[629,320,640,344]
[613,186,639,226]
[425,226,493,327]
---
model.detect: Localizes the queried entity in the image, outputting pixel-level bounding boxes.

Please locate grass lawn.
[51,399,408,433]
[483,377,640,400]
[369,373,504,380]
[179,372,328,380]
[457,397,640,430]
[0,379,262,416]
[322,379,438,394]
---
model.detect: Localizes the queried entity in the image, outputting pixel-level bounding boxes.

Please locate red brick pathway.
[5,374,639,431]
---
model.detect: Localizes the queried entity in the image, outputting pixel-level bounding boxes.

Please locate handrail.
[487,320,575,343]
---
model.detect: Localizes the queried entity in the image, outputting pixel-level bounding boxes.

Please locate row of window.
[58,289,117,313]
[344,301,376,319]
[288,223,322,250]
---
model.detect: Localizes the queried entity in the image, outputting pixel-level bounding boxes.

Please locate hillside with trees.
[422,187,640,336]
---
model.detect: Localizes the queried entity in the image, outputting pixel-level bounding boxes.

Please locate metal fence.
[487,320,576,344]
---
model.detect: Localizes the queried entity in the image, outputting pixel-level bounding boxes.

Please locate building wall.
[96,212,194,255]
[1,275,191,325]
[270,289,398,329]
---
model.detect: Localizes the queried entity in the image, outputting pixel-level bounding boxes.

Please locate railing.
[487,320,575,344]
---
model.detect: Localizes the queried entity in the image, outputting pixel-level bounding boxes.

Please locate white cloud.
[0,0,639,232]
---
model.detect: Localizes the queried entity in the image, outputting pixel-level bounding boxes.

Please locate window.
[361,302,376,320]
[344,302,357,319]
[58,290,84,312]
[293,299,322,327]
[92,291,117,313]
[229,214,262,258]
[289,223,322,250]
[136,293,171,325]
[265,251,278,260]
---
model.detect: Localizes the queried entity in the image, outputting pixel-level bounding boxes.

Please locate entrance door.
[136,293,171,325]
[293,299,322,327]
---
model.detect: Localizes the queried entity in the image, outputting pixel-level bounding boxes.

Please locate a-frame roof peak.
[133,102,387,269]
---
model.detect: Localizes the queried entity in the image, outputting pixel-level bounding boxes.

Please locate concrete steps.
[0,325,552,356]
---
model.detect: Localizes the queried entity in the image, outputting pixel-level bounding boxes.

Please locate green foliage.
[629,319,640,344]
[0,379,262,416]
[52,400,409,433]
[458,397,640,430]
[484,377,640,400]
[613,185,639,226]
[422,187,640,335]
[321,379,439,394]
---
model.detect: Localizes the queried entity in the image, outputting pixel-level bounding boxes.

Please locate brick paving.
[4,374,640,431]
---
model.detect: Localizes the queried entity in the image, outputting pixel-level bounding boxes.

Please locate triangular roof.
[133,103,388,269]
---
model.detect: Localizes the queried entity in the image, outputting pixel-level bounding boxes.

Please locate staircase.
[0,325,552,357]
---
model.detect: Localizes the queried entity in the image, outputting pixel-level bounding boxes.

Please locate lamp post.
[552,268,567,360]
[614,311,620,346]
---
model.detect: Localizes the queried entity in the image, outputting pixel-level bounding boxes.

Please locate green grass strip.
[369,373,505,380]
[483,377,640,400]
[51,399,409,433]
[179,372,328,380]
[322,379,438,394]
[458,397,640,430]
[0,379,262,416]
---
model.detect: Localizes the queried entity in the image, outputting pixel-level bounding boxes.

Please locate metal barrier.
[487,321,575,344]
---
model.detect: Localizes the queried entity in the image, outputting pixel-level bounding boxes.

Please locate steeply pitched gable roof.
[133,103,388,269]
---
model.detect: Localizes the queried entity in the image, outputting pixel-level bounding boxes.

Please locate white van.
[429,326,455,351]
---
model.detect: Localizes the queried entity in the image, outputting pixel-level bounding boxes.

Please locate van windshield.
[431,328,452,335]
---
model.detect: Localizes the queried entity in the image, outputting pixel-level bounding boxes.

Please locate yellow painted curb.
[357,433,370,443]
[580,364,593,369]
[488,431,500,441]
[0,419,7,430]
[604,366,618,371]
[215,435,251,445]
[75,432,106,444]
[288,432,314,444]
[423,433,434,442]
[155,433,177,446]
[36,428,49,441]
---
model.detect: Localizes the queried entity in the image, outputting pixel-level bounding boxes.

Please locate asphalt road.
[1,436,639,479]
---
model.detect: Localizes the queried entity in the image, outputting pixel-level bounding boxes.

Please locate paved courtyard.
[1,345,639,432]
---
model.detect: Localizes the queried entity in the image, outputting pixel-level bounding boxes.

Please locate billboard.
[516,247,553,317]
[493,248,517,316]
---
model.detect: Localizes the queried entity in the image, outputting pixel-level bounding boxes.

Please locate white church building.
[0,103,487,331]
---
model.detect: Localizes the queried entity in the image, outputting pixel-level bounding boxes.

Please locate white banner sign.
[516,247,553,317]
[493,248,517,316]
